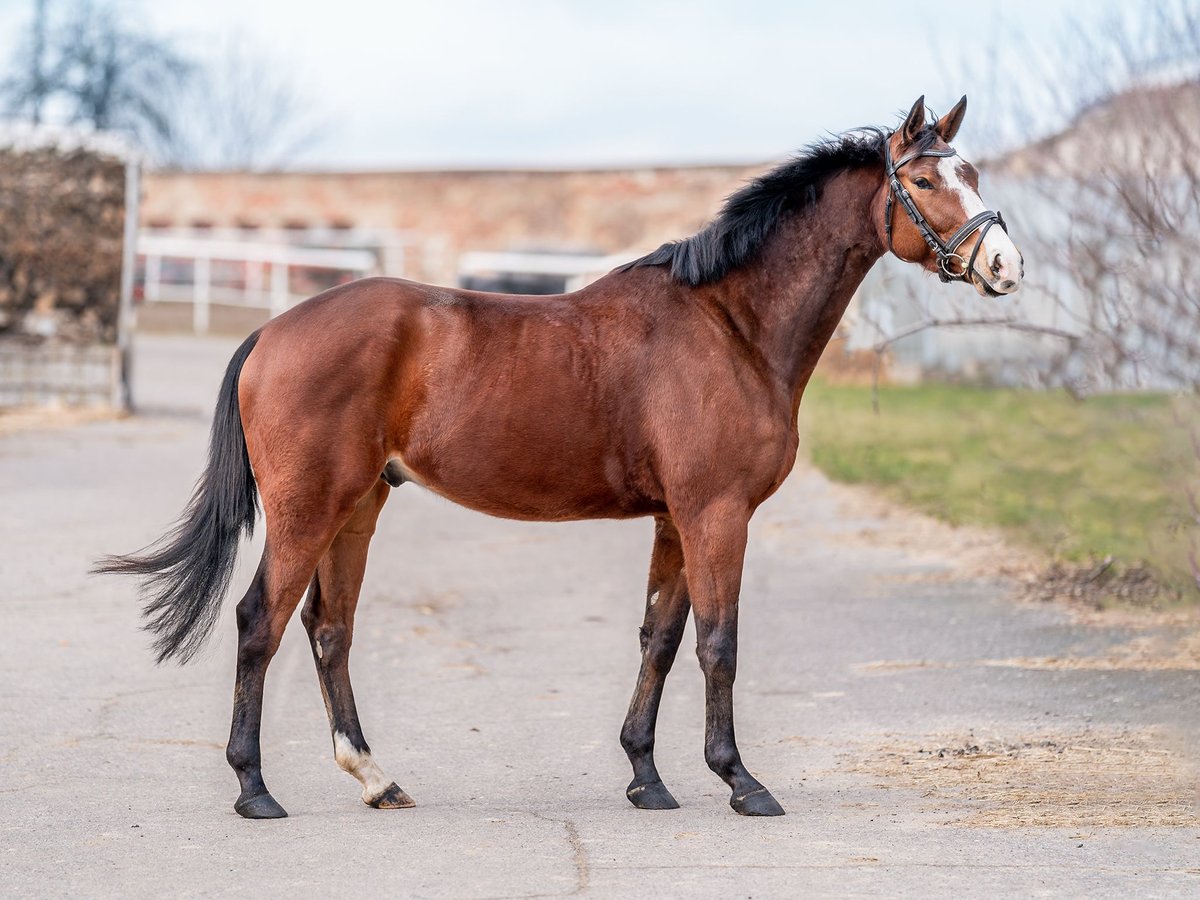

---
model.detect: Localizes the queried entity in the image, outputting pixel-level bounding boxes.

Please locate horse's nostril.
[991,253,1003,277]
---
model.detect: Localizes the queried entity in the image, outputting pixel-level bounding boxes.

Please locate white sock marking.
[333,731,393,803]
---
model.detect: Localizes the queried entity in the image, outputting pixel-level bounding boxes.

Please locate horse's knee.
[696,633,737,683]
[640,617,685,669]
[639,624,671,662]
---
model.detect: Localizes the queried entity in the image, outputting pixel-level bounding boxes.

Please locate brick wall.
[142,163,770,284]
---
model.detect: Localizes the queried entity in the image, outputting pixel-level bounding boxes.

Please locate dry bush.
[0,144,125,344]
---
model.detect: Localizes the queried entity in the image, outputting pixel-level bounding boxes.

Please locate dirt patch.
[854,659,958,672]
[857,629,1200,672]
[1020,558,1183,609]
[846,728,1198,827]
[987,628,1200,671]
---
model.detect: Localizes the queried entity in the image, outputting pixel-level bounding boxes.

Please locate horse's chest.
[742,420,800,503]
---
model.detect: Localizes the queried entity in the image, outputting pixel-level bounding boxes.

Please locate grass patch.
[800,381,1198,600]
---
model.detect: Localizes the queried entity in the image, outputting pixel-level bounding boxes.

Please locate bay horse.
[98,96,1022,819]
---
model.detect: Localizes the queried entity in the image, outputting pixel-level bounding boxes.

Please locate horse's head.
[880,95,1023,297]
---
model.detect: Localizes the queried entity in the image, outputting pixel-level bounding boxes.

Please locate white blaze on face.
[936,156,1022,294]
[334,731,394,804]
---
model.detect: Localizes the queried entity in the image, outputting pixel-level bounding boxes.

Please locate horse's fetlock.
[705,742,740,778]
[226,741,258,774]
[620,726,652,758]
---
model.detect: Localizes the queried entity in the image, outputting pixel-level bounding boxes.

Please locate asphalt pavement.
[1,334,1198,898]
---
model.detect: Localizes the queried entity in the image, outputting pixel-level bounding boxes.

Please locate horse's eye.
[914,177,934,190]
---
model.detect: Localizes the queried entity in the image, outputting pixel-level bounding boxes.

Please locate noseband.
[883,136,1007,283]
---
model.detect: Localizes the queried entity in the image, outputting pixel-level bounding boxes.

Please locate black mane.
[620,126,939,286]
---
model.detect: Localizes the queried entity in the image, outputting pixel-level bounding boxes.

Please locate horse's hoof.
[366,782,416,809]
[626,780,680,810]
[731,787,785,817]
[234,791,288,819]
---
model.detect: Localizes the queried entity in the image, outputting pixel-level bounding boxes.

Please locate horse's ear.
[901,95,926,143]
[935,95,967,143]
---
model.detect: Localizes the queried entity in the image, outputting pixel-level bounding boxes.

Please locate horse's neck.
[711,167,885,403]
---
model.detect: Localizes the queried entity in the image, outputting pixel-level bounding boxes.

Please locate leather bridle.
[884,135,1008,284]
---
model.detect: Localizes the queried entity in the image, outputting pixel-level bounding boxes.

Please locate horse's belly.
[385,443,657,522]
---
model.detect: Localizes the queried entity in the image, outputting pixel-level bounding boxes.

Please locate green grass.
[800,381,1198,599]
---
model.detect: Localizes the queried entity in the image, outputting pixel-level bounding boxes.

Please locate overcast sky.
[0,0,1100,169]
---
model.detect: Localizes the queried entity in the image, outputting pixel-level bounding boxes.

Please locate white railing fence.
[137,235,380,334]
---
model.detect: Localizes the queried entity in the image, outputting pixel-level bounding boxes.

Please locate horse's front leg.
[621,516,690,810]
[678,500,785,817]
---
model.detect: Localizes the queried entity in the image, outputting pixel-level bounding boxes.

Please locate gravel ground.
[1,333,1198,898]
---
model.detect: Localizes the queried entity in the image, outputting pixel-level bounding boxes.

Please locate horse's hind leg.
[620,517,690,810]
[227,538,327,819]
[227,479,375,819]
[301,480,414,810]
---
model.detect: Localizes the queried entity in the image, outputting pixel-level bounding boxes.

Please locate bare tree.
[164,32,325,170]
[852,0,1200,397]
[1030,85,1200,394]
[54,0,193,155]
[848,0,1200,594]
[1,0,192,157]
[2,0,60,125]
[2,3,321,169]
[982,0,1200,394]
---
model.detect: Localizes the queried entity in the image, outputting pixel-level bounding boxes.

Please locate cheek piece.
[883,135,1008,284]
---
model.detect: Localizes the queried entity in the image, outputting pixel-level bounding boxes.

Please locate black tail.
[95,331,261,664]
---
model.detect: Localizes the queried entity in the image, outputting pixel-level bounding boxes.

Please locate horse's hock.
[0,130,137,410]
